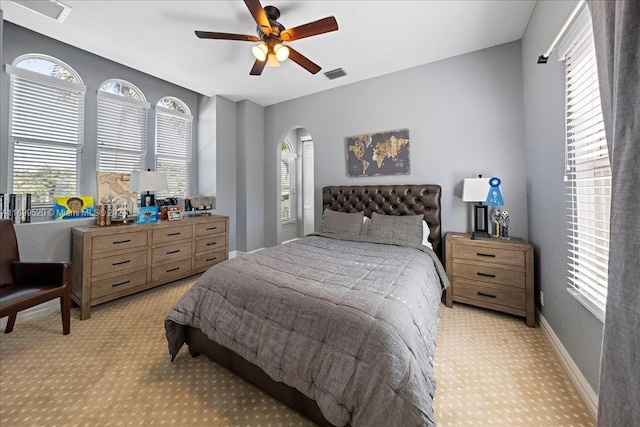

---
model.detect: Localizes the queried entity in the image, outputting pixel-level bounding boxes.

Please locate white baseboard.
[0,300,58,329]
[538,310,598,418]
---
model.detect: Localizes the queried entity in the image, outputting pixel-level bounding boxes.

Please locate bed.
[165,184,448,426]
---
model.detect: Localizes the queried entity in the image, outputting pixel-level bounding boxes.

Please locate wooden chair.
[0,220,72,334]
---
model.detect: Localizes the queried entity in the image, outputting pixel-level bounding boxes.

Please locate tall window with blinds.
[7,55,86,207]
[155,97,193,198]
[281,140,296,223]
[97,79,148,173]
[558,5,610,321]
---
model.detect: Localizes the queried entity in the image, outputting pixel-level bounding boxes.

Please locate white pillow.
[361,216,371,235]
[422,220,433,249]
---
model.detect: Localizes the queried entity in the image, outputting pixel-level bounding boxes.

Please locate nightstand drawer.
[453,244,525,267]
[452,260,525,289]
[453,279,525,310]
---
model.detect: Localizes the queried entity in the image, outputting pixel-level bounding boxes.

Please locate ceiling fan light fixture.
[274,44,289,62]
[266,53,280,67]
[252,43,268,62]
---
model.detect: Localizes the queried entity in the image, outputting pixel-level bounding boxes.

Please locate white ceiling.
[1,0,536,106]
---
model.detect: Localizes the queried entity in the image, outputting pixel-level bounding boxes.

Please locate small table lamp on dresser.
[462,176,490,239]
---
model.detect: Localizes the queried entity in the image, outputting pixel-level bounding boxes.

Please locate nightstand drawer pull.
[112,280,131,288]
[477,252,496,258]
[477,272,496,278]
[112,260,131,266]
[477,292,497,298]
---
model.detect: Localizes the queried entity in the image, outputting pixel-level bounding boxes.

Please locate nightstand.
[444,232,535,327]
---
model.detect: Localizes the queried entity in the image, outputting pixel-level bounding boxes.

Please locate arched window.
[97,79,149,172]
[281,140,296,223]
[7,54,86,209]
[155,97,193,198]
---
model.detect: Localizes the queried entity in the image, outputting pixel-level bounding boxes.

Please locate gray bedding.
[165,233,449,426]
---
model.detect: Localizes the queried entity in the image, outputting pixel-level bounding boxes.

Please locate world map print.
[346,129,410,177]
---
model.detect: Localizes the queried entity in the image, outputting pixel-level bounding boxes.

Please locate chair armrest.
[13,262,72,288]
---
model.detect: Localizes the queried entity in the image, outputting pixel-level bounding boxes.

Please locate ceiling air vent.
[324,68,347,80]
[13,0,72,23]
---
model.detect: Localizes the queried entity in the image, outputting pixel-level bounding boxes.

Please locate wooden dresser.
[71,215,228,319]
[444,232,535,327]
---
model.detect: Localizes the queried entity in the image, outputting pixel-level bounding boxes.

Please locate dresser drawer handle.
[206,256,218,262]
[166,249,180,254]
[206,242,217,246]
[167,232,181,236]
[113,239,131,245]
[166,267,180,273]
[477,272,496,278]
[477,252,496,258]
[207,226,218,231]
[112,280,131,288]
[112,260,131,266]
[477,292,497,298]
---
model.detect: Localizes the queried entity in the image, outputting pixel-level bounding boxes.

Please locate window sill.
[281,219,297,225]
[566,287,605,323]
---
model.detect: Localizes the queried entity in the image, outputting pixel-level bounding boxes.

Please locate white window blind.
[558,5,610,321]
[155,103,193,198]
[97,84,148,173]
[7,62,86,206]
[281,140,296,223]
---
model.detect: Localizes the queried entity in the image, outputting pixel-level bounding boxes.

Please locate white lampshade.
[252,43,268,62]
[129,170,168,193]
[274,44,289,62]
[462,177,490,203]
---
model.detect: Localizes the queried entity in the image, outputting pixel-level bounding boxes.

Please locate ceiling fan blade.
[250,59,266,76]
[287,47,321,74]
[195,31,260,42]
[244,0,272,35]
[280,16,338,42]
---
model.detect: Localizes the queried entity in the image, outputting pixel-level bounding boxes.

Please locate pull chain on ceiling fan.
[195,0,338,76]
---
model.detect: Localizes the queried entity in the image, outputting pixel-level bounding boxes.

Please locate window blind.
[7,66,86,205]
[155,107,193,198]
[281,142,296,223]
[97,91,148,173]
[560,5,610,321]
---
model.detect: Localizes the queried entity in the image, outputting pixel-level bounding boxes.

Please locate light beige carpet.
[0,277,594,426]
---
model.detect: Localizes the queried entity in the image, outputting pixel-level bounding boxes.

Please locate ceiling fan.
[195,0,338,76]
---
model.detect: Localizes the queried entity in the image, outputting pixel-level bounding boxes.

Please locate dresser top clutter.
[71,215,229,320]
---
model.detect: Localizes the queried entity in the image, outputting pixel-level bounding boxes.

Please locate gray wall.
[522,1,603,393]
[263,41,528,248]
[1,22,199,260]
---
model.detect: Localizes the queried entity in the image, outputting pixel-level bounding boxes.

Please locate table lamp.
[462,176,490,240]
[129,169,168,207]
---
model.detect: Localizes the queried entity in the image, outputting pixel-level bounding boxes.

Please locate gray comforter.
[165,233,449,426]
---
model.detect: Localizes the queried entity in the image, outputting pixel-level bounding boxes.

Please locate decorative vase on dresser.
[71,215,228,319]
[444,232,535,327]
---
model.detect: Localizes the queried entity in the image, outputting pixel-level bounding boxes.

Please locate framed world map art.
[346,129,410,177]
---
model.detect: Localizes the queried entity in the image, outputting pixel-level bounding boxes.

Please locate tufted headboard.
[322,184,442,260]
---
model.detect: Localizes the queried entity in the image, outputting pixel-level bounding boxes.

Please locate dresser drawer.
[92,230,147,254]
[91,268,147,300]
[195,250,226,270]
[452,260,525,289]
[152,241,193,264]
[91,249,148,278]
[195,235,226,253]
[152,225,193,244]
[151,258,193,282]
[196,221,226,236]
[453,279,525,310]
[453,244,524,267]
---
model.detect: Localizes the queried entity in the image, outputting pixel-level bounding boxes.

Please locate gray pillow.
[319,209,364,235]
[366,212,424,246]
